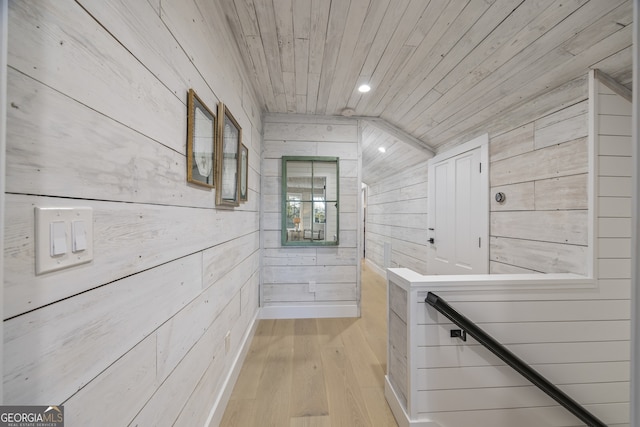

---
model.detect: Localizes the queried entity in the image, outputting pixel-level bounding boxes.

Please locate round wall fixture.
[495,192,506,203]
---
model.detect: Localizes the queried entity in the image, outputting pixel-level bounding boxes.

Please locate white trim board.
[205,311,259,427]
[365,257,388,280]
[259,303,358,319]
[428,133,488,163]
[387,268,596,295]
[630,3,639,425]
[588,70,598,280]
[385,377,440,427]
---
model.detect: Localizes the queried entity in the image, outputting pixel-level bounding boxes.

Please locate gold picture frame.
[216,102,241,207]
[239,143,249,202]
[186,89,215,188]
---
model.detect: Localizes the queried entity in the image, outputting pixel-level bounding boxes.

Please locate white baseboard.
[260,303,358,319]
[385,376,440,427]
[205,310,259,427]
[365,257,388,279]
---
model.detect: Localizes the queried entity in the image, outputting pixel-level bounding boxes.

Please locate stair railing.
[425,291,607,427]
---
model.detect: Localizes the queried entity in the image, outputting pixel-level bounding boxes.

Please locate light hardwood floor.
[219,262,398,427]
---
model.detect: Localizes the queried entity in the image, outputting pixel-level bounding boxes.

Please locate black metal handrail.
[425,292,607,427]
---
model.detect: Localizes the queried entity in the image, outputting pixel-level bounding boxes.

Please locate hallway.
[220,262,397,426]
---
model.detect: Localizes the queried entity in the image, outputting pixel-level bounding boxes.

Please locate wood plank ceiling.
[221,0,633,182]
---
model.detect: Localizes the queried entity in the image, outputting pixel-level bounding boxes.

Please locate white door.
[427,136,489,274]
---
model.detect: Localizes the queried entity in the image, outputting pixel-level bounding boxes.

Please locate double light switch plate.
[35,207,94,275]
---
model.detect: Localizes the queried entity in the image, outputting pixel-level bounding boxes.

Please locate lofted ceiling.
[220,0,633,183]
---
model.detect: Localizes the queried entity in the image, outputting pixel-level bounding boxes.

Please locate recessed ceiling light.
[378,147,386,153]
[358,84,371,93]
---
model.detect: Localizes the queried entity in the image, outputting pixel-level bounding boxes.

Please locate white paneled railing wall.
[384,71,632,427]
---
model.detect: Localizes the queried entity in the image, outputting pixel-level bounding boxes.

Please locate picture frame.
[216,102,241,207]
[239,143,249,202]
[186,89,216,188]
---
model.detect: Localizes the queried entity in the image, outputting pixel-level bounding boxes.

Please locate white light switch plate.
[35,207,94,275]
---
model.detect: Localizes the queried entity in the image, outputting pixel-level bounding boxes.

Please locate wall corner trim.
[593,69,632,102]
[384,377,441,427]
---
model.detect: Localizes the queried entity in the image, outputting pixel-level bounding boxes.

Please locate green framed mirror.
[281,156,339,246]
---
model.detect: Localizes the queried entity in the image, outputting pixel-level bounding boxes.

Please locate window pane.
[314,161,337,200]
[282,157,339,246]
[324,202,338,243]
[286,161,312,200]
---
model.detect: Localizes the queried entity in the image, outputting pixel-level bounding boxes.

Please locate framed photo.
[239,143,249,202]
[186,89,215,188]
[216,102,241,207]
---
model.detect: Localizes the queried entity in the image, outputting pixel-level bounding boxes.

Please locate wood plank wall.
[0,0,7,403]
[490,94,589,274]
[4,1,261,425]
[400,74,632,427]
[365,76,591,276]
[365,162,429,274]
[261,114,360,317]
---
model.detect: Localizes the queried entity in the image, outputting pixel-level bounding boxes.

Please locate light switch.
[35,207,94,275]
[72,220,87,252]
[50,221,67,256]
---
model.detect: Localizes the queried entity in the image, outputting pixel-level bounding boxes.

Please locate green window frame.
[281,156,339,246]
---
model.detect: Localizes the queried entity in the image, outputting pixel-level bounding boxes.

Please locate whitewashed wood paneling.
[417,361,630,391]
[78,0,216,107]
[5,254,203,405]
[534,174,588,210]
[264,122,357,142]
[365,161,428,274]
[261,114,360,316]
[158,251,259,381]
[490,182,534,212]
[534,107,587,150]
[6,69,214,208]
[8,0,185,152]
[388,283,408,409]
[222,0,631,156]
[5,195,258,318]
[262,265,357,284]
[419,299,630,325]
[130,291,241,427]
[491,211,588,245]
[63,335,158,426]
[360,121,433,184]
[415,340,629,369]
[409,404,630,427]
[491,137,588,186]
[490,237,587,274]
[417,321,630,347]
[489,123,534,162]
[416,383,628,413]
[420,4,631,146]
[489,261,538,274]
[5,0,262,424]
[489,90,591,274]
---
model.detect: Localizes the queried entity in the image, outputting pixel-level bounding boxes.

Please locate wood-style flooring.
[219,262,398,427]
